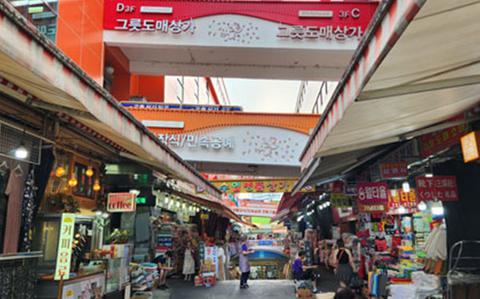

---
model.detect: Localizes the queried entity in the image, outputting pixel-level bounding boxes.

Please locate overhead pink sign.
[415,176,459,202]
[357,182,389,213]
[104,0,378,32]
[357,182,389,204]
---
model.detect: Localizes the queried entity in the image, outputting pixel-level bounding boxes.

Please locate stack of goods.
[295,281,313,298]
[368,270,388,298]
[131,263,159,292]
[194,260,217,287]
[399,246,415,261]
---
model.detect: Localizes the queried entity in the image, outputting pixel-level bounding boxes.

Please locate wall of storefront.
[435,159,480,253]
[56,0,105,84]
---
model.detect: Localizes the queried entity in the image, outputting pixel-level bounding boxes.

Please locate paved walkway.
[152,268,339,299]
[161,280,296,299]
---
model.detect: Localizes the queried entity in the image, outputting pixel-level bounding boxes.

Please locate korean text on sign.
[380,162,408,179]
[115,18,195,34]
[277,25,363,41]
[388,189,417,209]
[415,176,459,202]
[54,213,76,280]
[357,182,389,204]
[159,134,234,150]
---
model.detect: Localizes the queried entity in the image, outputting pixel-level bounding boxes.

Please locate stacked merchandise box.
[131,263,159,292]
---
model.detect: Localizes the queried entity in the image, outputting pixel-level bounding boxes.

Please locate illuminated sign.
[136,196,147,204]
[461,131,480,163]
[107,192,136,212]
[54,213,76,280]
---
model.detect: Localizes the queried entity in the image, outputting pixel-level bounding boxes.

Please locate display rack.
[447,240,480,299]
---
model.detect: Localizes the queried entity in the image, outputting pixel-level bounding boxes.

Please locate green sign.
[136,197,147,204]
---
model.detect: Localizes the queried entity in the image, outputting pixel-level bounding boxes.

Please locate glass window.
[8,0,59,42]
[73,162,96,199]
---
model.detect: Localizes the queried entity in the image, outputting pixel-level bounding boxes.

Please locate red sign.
[415,176,459,202]
[357,182,389,213]
[419,124,468,157]
[104,0,378,32]
[388,189,417,209]
[379,162,408,179]
[107,192,137,212]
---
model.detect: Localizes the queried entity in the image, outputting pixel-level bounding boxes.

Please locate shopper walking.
[239,235,254,289]
[183,242,195,281]
[333,239,355,288]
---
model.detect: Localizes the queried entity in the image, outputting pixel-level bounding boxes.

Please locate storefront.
[0,3,226,298]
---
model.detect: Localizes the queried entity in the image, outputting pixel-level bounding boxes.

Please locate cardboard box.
[315,293,335,299]
[131,291,153,299]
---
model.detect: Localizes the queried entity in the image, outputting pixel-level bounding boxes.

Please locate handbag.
[333,249,345,274]
[349,273,364,289]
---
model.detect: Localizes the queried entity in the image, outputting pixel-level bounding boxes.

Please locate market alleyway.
[154,267,339,299]
[158,280,295,299]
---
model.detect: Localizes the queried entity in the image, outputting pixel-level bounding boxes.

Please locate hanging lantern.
[68,176,78,187]
[55,165,66,177]
[93,180,101,191]
[86,166,94,177]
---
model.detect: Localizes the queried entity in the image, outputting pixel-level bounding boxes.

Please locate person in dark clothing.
[333,239,355,288]
[334,287,356,299]
[292,251,318,282]
[152,250,174,289]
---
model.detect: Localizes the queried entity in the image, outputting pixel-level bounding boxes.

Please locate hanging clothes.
[0,167,10,252]
[19,168,37,252]
[3,164,27,253]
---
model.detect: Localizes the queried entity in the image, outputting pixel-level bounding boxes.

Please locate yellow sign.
[54,213,76,280]
[212,179,314,194]
[331,193,353,208]
[461,131,480,163]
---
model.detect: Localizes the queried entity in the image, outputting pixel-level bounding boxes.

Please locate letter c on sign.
[351,8,360,18]
[116,3,125,12]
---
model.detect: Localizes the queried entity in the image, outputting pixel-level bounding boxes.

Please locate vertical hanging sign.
[54,213,76,280]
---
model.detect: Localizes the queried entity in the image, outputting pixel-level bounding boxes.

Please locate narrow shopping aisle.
[153,270,339,299]
[156,280,295,299]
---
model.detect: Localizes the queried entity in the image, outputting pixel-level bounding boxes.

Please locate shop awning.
[271,192,303,223]
[170,189,242,222]
[292,145,394,193]
[300,0,480,180]
[0,1,220,197]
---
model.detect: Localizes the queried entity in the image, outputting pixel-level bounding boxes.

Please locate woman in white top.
[183,242,195,281]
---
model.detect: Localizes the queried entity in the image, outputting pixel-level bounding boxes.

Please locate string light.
[68,176,78,187]
[55,165,66,177]
[418,201,427,211]
[14,142,28,159]
[86,166,94,177]
[93,180,101,191]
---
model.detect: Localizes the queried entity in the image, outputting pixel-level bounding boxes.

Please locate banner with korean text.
[357,182,389,213]
[213,179,314,194]
[388,189,417,210]
[54,213,76,280]
[415,176,459,202]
